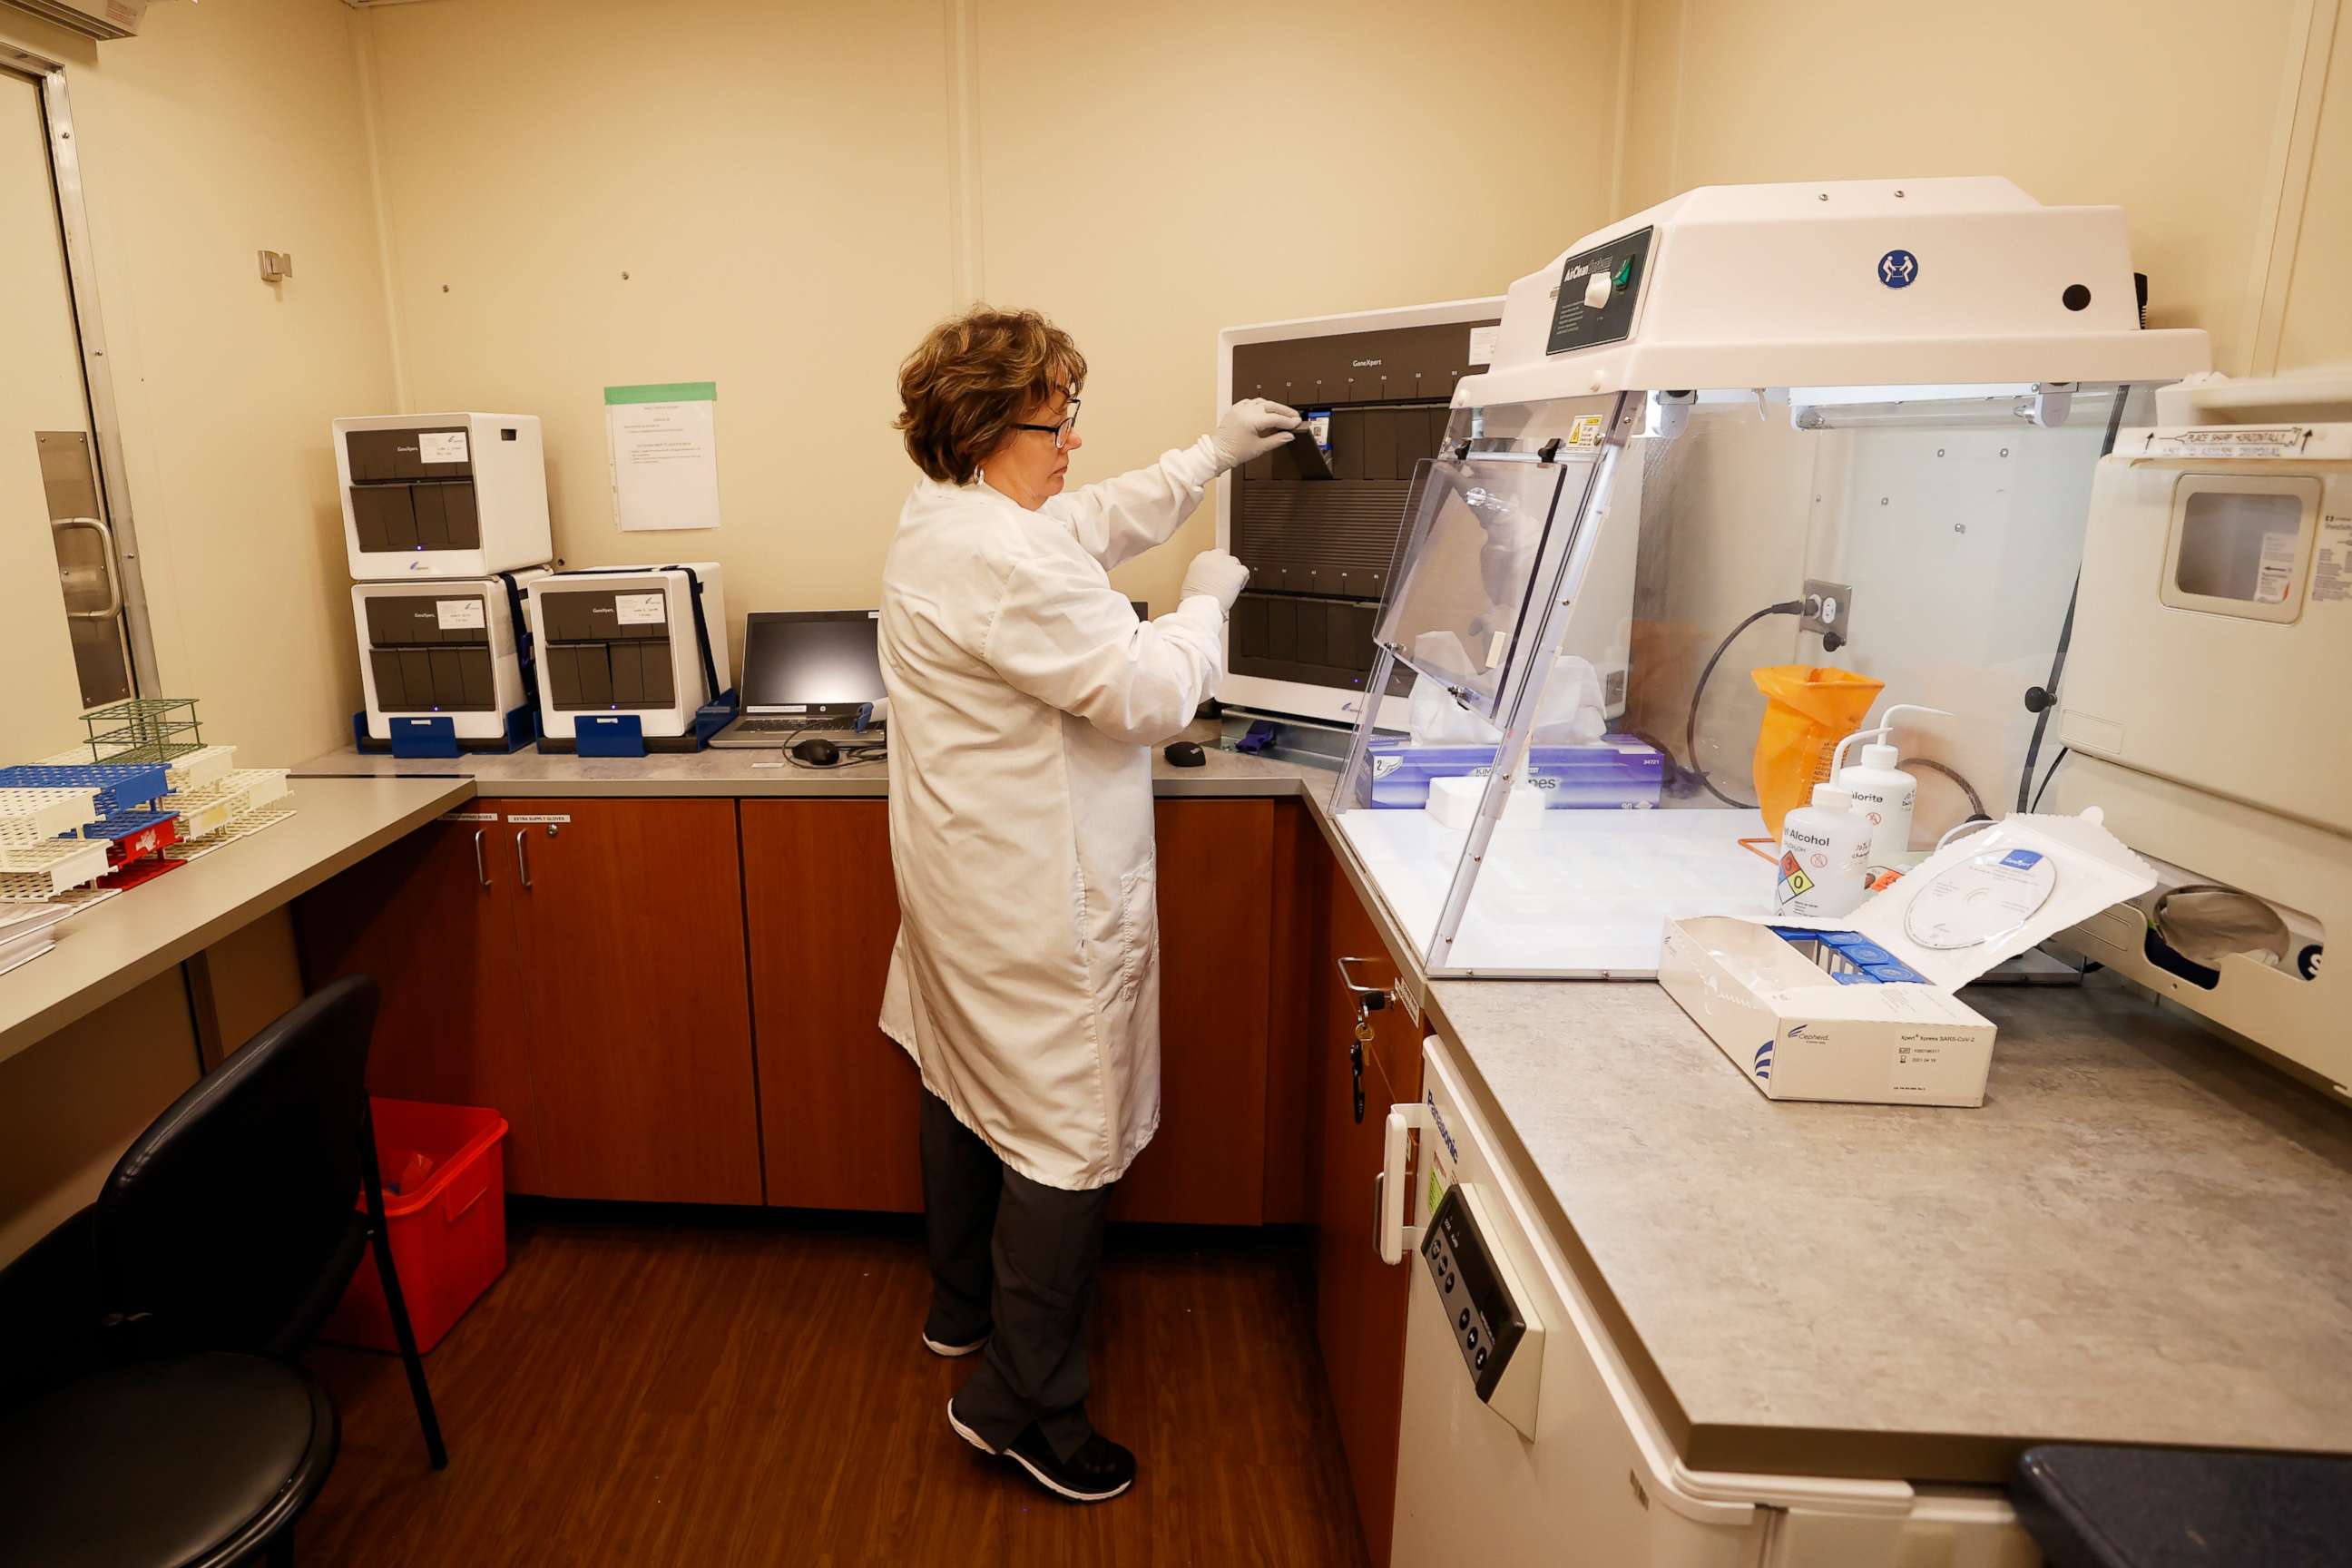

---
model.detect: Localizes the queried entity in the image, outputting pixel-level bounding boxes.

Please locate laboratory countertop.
[0,775,473,1066]
[1419,973,2352,1485]
[291,721,1331,802]
[75,735,2352,1485]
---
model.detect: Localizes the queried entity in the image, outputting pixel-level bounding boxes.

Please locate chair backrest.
[92,975,380,1355]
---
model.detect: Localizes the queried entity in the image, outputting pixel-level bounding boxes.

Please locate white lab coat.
[877,438,1229,1191]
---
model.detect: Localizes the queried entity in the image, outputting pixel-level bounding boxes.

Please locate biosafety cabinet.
[336,412,554,579]
[1329,177,2210,978]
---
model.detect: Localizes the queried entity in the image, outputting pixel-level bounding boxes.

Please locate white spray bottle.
[1772,782,1874,917]
[1832,703,1951,883]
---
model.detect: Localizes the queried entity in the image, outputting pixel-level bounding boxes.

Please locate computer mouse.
[1163,740,1206,768]
[791,736,842,767]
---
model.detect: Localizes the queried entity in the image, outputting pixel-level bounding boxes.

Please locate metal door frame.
[4,39,161,692]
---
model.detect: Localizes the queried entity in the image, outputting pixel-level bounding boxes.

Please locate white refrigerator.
[1387,1035,2039,1566]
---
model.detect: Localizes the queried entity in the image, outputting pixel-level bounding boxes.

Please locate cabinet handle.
[514,828,532,890]
[1337,955,1392,1011]
[473,829,489,889]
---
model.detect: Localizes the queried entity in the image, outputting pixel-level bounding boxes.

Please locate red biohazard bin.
[323,1098,510,1355]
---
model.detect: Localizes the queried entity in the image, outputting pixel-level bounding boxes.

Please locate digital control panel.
[1421,1183,1526,1403]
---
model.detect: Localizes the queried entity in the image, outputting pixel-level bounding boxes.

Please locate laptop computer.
[708,610,888,748]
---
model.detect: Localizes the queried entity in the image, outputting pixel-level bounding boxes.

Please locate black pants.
[920,1089,1114,1462]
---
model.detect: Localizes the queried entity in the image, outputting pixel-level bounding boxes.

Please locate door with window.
[1,63,135,759]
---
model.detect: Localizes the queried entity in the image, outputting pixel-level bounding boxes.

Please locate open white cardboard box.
[1659,812,2156,1107]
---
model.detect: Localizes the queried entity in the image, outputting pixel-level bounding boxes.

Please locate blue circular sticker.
[1878,249,1918,289]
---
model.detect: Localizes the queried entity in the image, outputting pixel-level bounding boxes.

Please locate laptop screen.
[741,612,887,715]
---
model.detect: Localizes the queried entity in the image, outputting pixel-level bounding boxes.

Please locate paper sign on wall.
[605,382,721,533]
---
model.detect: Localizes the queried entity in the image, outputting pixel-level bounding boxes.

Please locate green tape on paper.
[603,382,718,406]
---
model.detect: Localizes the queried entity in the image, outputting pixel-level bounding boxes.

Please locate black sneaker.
[922,1325,990,1358]
[946,1397,999,1455]
[1003,1424,1135,1504]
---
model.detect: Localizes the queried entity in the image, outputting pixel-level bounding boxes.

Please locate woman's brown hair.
[894,306,1086,484]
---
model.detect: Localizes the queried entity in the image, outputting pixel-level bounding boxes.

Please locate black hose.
[2030,747,2072,812]
[1684,599,1809,808]
[1910,757,1987,819]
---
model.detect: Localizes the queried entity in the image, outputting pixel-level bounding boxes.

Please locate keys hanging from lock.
[1350,1006,1376,1123]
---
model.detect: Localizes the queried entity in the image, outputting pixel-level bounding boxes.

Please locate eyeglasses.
[1013,396,1083,452]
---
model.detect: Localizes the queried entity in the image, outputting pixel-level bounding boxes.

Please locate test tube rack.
[0,763,179,898]
[2,714,298,901]
[70,696,207,764]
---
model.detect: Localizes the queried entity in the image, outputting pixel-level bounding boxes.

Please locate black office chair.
[88,974,446,1470]
[0,977,446,1566]
[0,1351,338,1568]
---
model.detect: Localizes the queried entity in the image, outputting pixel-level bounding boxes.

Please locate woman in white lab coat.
[877,305,1298,1504]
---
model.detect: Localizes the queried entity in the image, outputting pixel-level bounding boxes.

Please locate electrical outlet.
[1802,579,1854,643]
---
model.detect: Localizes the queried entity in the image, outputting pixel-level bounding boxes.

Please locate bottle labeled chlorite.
[1839,740,1918,877]
[1773,783,1874,917]
[1830,704,1951,881]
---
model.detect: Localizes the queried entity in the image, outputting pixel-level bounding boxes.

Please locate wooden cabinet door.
[294,808,545,1193]
[1112,799,1275,1225]
[1310,851,1419,1568]
[742,799,923,1212]
[505,799,763,1205]
[1261,801,1323,1224]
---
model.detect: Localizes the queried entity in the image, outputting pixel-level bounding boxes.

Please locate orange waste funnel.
[1748,666,1885,838]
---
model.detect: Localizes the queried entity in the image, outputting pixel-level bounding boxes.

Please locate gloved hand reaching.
[1180,549,1251,613]
[1208,398,1302,472]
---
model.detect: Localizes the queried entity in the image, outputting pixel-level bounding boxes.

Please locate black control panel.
[1420,1184,1526,1402]
[1545,226,1652,357]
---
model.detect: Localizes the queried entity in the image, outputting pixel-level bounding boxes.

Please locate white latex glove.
[1207,398,1302,472]
[1180,549,1251,614]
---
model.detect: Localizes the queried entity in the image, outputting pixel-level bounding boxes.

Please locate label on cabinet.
[506,813,572,824]
[441,811,499,822]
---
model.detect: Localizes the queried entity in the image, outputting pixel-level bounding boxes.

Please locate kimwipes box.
[1660,811,2156,1107]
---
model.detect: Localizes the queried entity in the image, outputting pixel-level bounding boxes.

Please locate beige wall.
[360,0,958,662]
[1615,0,2349,376]
[355,0,1625,646]
[2,0,397,766]
[974,0,1628,609]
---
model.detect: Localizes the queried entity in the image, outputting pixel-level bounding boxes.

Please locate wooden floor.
[298,1204,1368,1566]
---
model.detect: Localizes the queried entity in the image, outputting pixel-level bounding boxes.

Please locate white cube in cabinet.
[336,413,553,579]
[528,564,730,740]
[354,573,543,742]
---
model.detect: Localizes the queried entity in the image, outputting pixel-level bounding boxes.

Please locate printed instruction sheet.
[605,381,721,532]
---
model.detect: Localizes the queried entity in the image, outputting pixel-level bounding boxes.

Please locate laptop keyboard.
[733,719,874,736]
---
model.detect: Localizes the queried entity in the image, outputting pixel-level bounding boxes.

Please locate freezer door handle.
[1378,1102,1429,1265]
